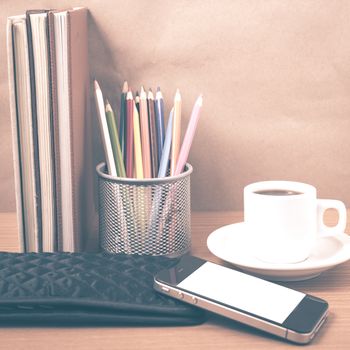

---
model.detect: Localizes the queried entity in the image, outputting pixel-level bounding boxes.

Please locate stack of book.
[7,7,93,253]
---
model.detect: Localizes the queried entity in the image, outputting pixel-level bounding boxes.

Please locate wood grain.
[0,211,349,349]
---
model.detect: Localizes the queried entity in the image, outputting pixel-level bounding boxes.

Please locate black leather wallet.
[0,252,205,325]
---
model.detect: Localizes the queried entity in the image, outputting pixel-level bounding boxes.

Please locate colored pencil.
[94,81,117,176]
[133,101,144,179]
[155,87,165,162]
[148,89,158,177]
[170,89,181,175]
[120,81,128,164]
[139,86,152,178]
[105,100,126,177]
[174,95,203,175]
[158,108,174,178]
[126,90,134,178]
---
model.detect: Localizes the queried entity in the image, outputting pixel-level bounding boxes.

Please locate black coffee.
[254,189,303,196]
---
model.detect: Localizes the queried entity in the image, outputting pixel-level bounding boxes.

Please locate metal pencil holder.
[96,162,192,257]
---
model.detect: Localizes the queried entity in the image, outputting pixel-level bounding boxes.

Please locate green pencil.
[120,81,128,164]
[106,100,126,177]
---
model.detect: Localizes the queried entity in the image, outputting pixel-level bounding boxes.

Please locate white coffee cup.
[244,181,347,264]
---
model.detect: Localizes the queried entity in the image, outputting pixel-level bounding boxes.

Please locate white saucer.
[207,222,350,281]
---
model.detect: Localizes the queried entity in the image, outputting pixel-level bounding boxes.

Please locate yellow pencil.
[170,89,181,176]
[133,101,144,179]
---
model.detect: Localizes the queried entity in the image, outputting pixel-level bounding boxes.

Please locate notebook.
[7,15,42,252]
[50,7,94,251]
[27,10,56,252]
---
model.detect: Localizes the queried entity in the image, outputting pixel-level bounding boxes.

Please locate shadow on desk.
[283,263,350,293]
[207,311,328,346]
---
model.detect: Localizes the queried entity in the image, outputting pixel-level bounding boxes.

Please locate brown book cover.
[51,7,96,251]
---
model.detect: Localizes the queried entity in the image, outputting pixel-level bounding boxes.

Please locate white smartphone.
[154,255,328,344]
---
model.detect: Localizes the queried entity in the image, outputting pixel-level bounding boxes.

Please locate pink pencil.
[174,95,203,175]
[170,89,182,176]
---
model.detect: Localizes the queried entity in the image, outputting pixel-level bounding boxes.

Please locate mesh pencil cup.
[96,162,192,257]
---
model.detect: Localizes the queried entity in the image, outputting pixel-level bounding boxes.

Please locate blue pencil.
[155,87,165,164]
[158,108,174,178]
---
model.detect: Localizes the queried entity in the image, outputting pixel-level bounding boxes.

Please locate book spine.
[25,14,43,252]
[48,11,62,251]
[67,11,77,251]
[66,8,90,252]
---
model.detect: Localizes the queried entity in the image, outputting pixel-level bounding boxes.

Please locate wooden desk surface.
[0,211,349,350]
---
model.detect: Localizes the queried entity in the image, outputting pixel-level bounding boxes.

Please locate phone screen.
[177,261,305,324]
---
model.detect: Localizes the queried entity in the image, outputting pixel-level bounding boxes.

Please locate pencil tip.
[140,87,147,98]
[148,89,154,99]
[122,81,128,92]
[174,89,181,100]
[156,88,163,99]
[106,101,112,111]
[133,101,139,114]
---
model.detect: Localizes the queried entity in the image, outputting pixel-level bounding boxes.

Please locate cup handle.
[317,199,347,236]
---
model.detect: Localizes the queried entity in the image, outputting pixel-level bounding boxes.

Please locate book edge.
[29,10,57,252]
[6,17,26,253]
[25,11,43,252]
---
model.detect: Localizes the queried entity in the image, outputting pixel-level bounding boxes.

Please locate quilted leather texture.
[0,252,205,325]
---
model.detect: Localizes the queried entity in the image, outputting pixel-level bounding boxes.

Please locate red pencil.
[126,90,134,177]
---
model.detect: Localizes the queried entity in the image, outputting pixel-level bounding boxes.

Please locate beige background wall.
[1,0,350,212]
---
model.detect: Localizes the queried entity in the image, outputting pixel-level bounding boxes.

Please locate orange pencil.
[139,86,152,178]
